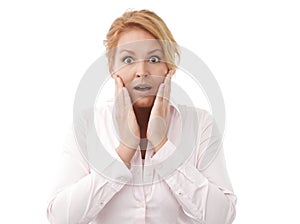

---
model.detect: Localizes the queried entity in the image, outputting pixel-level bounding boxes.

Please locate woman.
[47,9,237,224]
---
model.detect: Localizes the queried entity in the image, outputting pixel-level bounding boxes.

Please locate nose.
[135,60,148,78]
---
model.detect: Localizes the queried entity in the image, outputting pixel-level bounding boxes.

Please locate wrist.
[116,143,136,165]
[152,136,168,153]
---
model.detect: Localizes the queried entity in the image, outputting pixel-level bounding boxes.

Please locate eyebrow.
[119,49,163,55]
[148,49,163,54]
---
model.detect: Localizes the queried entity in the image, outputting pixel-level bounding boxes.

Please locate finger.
[164,69,174,81]
[163,70,173,98]
[115,78,127,116]
[156,83,165,102]
[119,87,134,127]
[164,74,171,100]
[151,83,164,114]
[164,89,170,106]
[114,75,125,97]
[114,78,118,98]
[122,86,132,107]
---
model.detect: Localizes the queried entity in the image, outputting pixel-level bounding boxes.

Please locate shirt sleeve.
[152,110,237,224]
[47,112,132,224]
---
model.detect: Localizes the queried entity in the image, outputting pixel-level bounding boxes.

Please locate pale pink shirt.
[47,100,236,224]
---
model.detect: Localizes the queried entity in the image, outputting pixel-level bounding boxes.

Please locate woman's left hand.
[147,70,173,153]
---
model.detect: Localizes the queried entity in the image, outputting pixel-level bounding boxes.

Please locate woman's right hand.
[114,75,140,165]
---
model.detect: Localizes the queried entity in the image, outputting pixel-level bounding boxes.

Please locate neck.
[133,106,152,137]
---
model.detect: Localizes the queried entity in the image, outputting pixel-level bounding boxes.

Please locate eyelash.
[122,56,134,64]
[149,55,161,63]
[122,56,161,64]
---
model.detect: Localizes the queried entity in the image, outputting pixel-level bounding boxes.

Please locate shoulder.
[175,104,214,128]
[175,105,223,169]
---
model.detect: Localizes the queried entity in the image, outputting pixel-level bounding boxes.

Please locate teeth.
[134,86,152,90]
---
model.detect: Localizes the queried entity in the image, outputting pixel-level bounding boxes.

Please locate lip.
[133,84,153,91]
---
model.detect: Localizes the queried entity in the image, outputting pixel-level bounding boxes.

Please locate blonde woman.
[47,9,237,224]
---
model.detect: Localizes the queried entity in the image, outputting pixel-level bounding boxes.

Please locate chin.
[133,96,155,108]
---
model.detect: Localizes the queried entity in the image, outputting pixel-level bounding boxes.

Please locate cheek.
[152,76,165,87]
[115,68,135,86]
[150,64,169,86]
[148,63,169,75]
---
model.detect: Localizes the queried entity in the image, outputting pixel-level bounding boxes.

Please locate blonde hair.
[104,9,180,72]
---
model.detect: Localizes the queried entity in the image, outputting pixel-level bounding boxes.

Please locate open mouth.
[133,85,152,91]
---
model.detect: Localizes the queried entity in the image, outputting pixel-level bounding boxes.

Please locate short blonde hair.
[104,9,180,72]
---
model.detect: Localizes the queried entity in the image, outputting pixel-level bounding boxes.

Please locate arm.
[47,116,132,224]
[152,112,237,224]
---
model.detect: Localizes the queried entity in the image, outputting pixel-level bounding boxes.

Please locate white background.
[1,0,299,223]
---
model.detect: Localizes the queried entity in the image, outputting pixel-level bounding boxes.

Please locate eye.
[122,56,134,64]
[148,55,161,63]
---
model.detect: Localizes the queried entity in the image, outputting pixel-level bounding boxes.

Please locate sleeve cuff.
[168,163,208,187]
[163,163,209,221]
[150,139,176,164]
[91,159,132,189]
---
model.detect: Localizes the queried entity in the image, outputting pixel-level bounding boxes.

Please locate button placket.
[97,201,105,207]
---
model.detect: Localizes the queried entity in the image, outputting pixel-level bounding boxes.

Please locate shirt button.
[119,177,127,182]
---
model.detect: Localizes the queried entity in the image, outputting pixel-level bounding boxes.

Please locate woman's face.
[111,28,169,108]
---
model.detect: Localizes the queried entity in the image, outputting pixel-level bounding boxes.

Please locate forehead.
[118,27,156,45]
[115,28,163,54]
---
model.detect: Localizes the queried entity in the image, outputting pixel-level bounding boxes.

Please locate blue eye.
[149,56,161,63]
[122,56,134,64]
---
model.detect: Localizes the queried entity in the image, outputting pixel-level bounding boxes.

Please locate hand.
[114,75,140,164]
[147,71,173,153]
